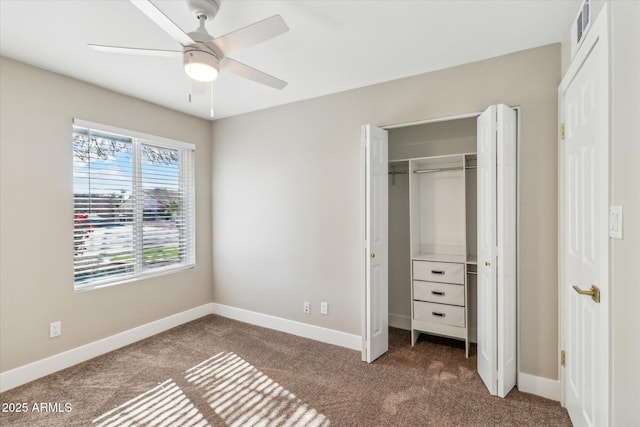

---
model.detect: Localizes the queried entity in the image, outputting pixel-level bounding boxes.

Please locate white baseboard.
[210,303,362,351]
[1,302,362,393]
[518,372,560,401]
[0,303,214,393]
[389,313,411,330]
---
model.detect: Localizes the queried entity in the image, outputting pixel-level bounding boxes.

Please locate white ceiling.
[0,0,579,120]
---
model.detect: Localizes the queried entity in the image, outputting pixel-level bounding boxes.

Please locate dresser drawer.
[413,301,465,327]
[413,260,464,284]
[413,281,465,306]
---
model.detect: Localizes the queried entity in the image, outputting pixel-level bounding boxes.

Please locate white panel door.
[496,104,517,398]
[362,125,388,363]
[477,104,517,398]
[476,106,498,395]
[560,7,609,426]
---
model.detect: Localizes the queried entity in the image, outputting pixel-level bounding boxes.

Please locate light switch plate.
[609,206,623,239]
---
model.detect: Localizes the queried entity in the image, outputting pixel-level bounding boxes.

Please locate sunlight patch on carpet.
[92,379,209,427]
[186,352,330,427]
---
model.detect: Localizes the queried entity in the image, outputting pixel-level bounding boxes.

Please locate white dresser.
[412,259,466,343]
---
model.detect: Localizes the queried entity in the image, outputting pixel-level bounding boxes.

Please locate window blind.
[73,122,195,290]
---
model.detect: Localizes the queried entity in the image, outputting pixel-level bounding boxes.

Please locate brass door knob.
[485,261,491,266]
[371,253,375,258]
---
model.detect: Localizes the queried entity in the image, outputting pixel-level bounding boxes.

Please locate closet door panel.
[476,104,517,398]
[477,105,498,396]
[363,124,389,363]
[496,104,517,398]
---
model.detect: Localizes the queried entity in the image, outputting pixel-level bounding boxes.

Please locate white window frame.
[73,119,196,291]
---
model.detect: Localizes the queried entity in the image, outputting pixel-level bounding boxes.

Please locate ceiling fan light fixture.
[184,50,219,82]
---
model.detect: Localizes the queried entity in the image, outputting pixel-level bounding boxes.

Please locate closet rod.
[413,166,463,174]
[465,166,477,170]
[388,171,409,175]
[467,271,478,275]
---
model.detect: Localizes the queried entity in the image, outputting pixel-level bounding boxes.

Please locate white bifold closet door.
[362,124,389,363]
[477,104,517,398]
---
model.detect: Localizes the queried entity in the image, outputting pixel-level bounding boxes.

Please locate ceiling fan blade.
[129,0,194,47]
[88,44,182,58]
[221,58,287,90]
[210,15,288,56]
[192,81,207,95]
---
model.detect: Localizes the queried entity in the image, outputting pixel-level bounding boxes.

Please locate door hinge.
[560,123,566,140]
[561,350,566,367]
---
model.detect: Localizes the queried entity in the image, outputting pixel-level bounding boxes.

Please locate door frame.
[557,3,610,420]
[361,109,521,374]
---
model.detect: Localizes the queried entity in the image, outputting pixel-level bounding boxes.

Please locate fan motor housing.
[187,0,221,21]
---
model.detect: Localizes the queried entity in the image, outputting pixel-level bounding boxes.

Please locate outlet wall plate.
[320,302,328,315]
[49,321,62,338]
[303,302,310,314]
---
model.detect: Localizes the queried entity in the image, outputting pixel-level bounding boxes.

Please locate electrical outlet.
[320,302,328,315]
[303,301,310,315]
[50,321,62,338]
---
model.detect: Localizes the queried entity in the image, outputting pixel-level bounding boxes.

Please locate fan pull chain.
[210,83,215,118]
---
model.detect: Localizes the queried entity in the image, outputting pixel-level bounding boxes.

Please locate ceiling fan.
[89,0,288,90]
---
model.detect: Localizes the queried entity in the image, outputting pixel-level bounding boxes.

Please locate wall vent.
[571,0,592,59]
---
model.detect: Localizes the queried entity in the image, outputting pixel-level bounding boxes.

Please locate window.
[72,119,195,290]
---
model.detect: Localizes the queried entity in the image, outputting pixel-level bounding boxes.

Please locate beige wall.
[212,44,561,380]
[608,2,640,425]
[0,57,213,372]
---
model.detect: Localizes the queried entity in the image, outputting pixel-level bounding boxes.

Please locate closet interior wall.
[387,117,477,333]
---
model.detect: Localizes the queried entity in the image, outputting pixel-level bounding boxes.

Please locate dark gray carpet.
[0,315,571,426]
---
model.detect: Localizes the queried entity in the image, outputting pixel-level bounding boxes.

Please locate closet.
[363,104,517,398]
[385,117,478,356]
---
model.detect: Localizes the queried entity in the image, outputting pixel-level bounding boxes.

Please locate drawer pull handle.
[432,312,446,317]
[431,291,445,296]
[431,270,445,275]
